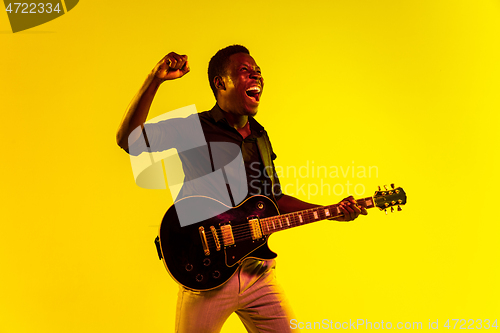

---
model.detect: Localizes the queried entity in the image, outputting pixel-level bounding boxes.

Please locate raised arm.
[116,52,190,150]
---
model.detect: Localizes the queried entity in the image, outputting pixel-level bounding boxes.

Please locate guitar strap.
[256,131,277,203]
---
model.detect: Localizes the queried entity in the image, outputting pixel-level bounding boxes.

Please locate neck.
[220,107,248,130]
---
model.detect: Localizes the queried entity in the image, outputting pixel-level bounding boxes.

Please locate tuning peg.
[391,207,394,213]
[397,205,402,212]
[391,183,395,189]
[384,185,388,190]
[384,209,388,215]
[378,186,381,191]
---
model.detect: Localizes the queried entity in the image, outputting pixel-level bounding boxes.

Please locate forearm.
[276,194,320,214]
[116,52,190,150]
[116,73,163,150]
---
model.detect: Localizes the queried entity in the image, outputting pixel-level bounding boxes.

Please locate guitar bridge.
[248,217,263,240]
[220,224,235,246]
[210,225,221,251]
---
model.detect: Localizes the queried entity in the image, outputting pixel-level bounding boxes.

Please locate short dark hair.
[208,45,250,99]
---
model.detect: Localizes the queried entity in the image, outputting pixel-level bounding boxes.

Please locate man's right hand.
[153,52,190,81]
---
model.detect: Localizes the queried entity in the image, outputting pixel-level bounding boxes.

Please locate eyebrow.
[240,63,261,71]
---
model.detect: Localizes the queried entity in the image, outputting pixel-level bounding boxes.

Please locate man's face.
[218,53,264,116]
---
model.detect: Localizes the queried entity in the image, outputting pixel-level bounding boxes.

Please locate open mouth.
[245,86,261,103]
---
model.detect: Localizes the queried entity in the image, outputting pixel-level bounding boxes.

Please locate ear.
[214,76,226,91]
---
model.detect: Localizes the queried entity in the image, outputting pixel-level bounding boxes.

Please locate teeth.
[246,86,261,93]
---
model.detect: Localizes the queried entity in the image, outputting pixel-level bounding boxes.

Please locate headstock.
[373,184,407,214]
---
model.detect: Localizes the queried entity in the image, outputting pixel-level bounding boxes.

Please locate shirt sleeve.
[126,114,206,156]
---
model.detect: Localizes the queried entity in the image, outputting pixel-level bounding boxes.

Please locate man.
[117,45,366,332]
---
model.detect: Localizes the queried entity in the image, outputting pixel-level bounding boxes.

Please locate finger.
[178,55,188,69]
[164,57,171,69]
[162,58,171,71]
[165,53,179,69]
[180,60,190,75]
[339,204,354,221]
[168,57,178,69]
[351,203,362,216]
[345,204,357,220]
[346,196,357,205]
[169,54,186,70]
[344,196,366,217]
[336,205,347,221]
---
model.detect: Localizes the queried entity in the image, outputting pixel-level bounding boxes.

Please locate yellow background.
[1,0,499,331]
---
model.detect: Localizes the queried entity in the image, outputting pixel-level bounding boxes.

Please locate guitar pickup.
[248,217,263,240]
[220,224,235,246]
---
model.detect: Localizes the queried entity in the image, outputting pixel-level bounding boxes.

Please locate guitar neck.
[259,197,376,235]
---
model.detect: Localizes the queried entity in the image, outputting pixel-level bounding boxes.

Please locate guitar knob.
[195,274,204,282]
[185,263,193,272]
[257,201,265,210]
[203,258,211,266]
[213,271,221,279]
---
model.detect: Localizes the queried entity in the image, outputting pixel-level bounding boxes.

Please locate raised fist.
[153,52,190,81]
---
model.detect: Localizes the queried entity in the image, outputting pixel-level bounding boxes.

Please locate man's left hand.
[335,196,368,221]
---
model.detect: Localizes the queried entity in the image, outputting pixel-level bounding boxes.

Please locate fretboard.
[259,197,376,235]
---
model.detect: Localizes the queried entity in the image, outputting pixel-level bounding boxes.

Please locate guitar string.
[202,198,370,248]
[205,216,346,247]
[204,210,339,247]
[210,198,368,235]
[211,210,323,237]
[203,203,347,244]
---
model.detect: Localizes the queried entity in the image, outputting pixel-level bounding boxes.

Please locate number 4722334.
[5,3,61,14]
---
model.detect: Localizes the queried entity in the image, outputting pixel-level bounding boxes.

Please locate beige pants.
[175,259,296,333]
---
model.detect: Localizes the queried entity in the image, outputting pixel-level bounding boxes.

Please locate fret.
[260,194,378,235]
[362,197,374,209]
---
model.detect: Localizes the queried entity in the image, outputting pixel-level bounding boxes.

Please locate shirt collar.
[210,103,265,135]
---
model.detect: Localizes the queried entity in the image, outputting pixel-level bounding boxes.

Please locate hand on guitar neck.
[333,196,368,222]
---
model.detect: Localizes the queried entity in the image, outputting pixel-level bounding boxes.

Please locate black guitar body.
[158,195,279,291]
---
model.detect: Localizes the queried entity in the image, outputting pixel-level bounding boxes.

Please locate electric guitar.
[158,185,407,291]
